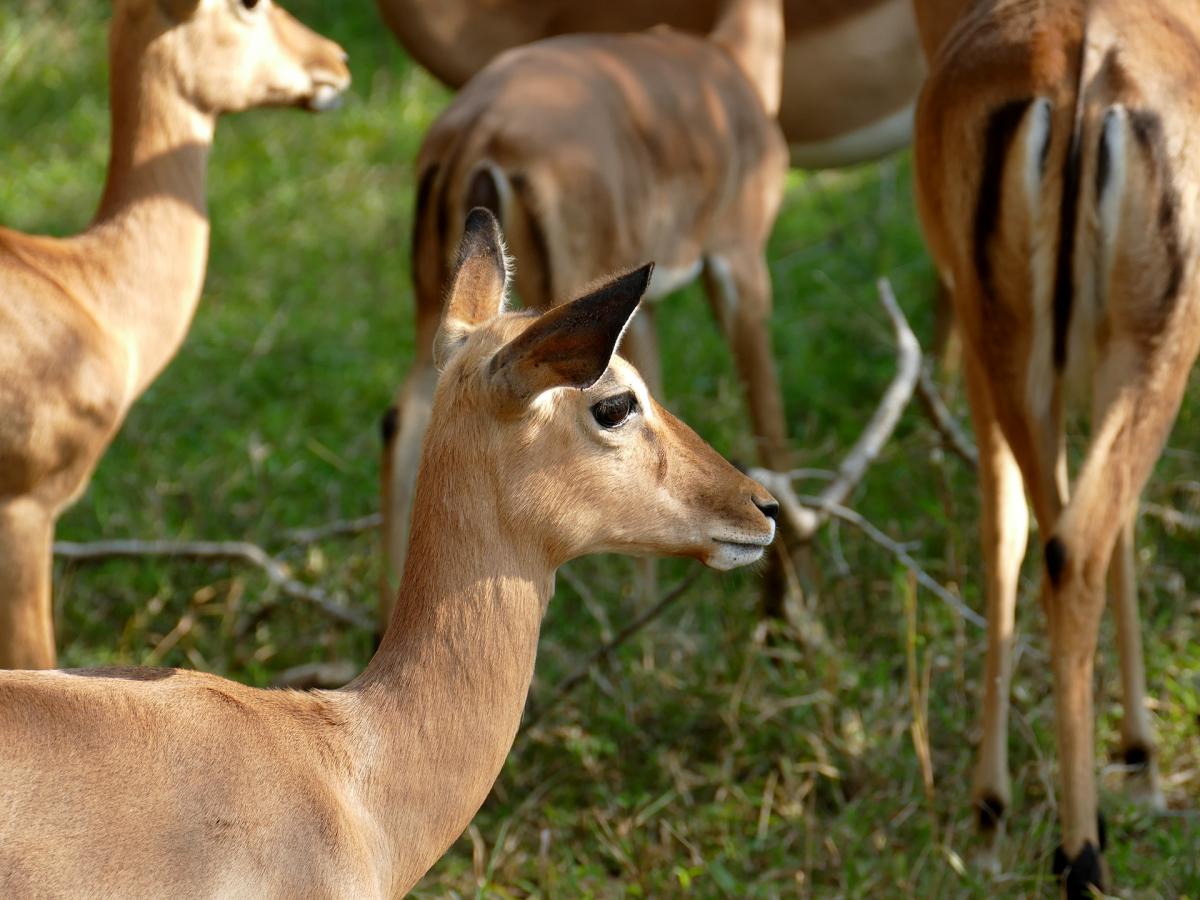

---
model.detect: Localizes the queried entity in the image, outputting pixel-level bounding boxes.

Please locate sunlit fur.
[0,0,349,669]
[0,213,774,896]
[913,0,1198,888]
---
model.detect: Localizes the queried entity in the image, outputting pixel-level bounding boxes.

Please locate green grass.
[2,1,1198,895]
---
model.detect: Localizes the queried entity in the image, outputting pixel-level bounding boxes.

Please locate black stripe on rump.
[974,99,1034,304]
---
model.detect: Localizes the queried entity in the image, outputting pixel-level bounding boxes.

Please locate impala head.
[422,208,778,570]
[114,0,351,113]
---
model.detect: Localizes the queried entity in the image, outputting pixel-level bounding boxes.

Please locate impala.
[0,208,777,897]
[913,0,1193,893]
[374,0,926,169]
[381,0,792,624]
[0,0,349,669]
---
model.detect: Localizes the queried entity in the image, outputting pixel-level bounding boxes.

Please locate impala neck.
[86,28,215,397]
[350,433,552,892]
[711,0,784,115]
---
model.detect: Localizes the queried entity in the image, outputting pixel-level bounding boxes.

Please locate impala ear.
[434,207,510,369]
[487,263,653,407]
[158,0,202,22]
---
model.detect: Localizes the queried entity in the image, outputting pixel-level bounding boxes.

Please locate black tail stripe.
[1052,123,1083,370]
[974,99,1033,303]
[412,166,438,286]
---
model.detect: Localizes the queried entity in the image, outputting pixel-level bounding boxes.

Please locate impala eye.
[241,0,261,9]
[591,392,638,429]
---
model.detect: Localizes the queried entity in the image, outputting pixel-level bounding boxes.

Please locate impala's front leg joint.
[1044,536,1067,588]
[380,406,399,445]
[975,793,1006,833]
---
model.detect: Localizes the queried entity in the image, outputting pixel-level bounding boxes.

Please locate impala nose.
[753,495,779,522]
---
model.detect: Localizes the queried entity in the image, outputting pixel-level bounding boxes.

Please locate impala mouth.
[707,529,774,571]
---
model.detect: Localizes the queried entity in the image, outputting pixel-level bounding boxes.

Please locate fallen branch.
[54,539,373,631]
[523,566,706,731]
[916,364,978,468]
[750,277,921,540]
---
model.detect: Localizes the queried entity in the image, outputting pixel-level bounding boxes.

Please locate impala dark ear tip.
[458,207,504,261]
[464,206,500,237]
[626,261,654,297]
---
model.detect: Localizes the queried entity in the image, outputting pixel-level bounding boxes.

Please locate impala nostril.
[754,496,779,522]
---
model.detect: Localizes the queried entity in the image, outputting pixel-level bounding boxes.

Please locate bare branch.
[751,277,921,540]
[523,566,706,731]
[53,539,373,631]
[916,364,978,468]
[282,513,382,545]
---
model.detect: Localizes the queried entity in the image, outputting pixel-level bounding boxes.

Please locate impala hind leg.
[620,307,664,606]
[962,356,1029,869]
[1045,339,1196,896]
[0,498,56,669]
[380,360,438,629]
[1107,514,1164,809]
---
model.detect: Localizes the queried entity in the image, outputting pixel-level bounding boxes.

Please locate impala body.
[0,210,777,897]
[0,0,349,670]
[913,0,1198,892]
[375,0,925,168]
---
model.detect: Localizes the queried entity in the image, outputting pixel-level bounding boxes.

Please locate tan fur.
[0,212,777,897]
[374,0,926,167]
[379,0,790,622]
[0,0,349,669]
[913,0,1198,884]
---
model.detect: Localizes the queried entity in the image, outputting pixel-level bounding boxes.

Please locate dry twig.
[916,364,978,468]
[54,539,372,631]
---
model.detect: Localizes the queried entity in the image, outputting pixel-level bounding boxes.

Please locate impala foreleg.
[0,498,56,669]
[702,252,790,472]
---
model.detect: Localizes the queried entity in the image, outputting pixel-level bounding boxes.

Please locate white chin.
[707,542,766,571]
[308,85,344,112]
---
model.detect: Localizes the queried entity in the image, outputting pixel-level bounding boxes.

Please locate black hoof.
[976,794,1006,833]
[1052,841,1103,899]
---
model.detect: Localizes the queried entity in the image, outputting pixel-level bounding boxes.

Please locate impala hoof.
[1052,840,1104,899]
